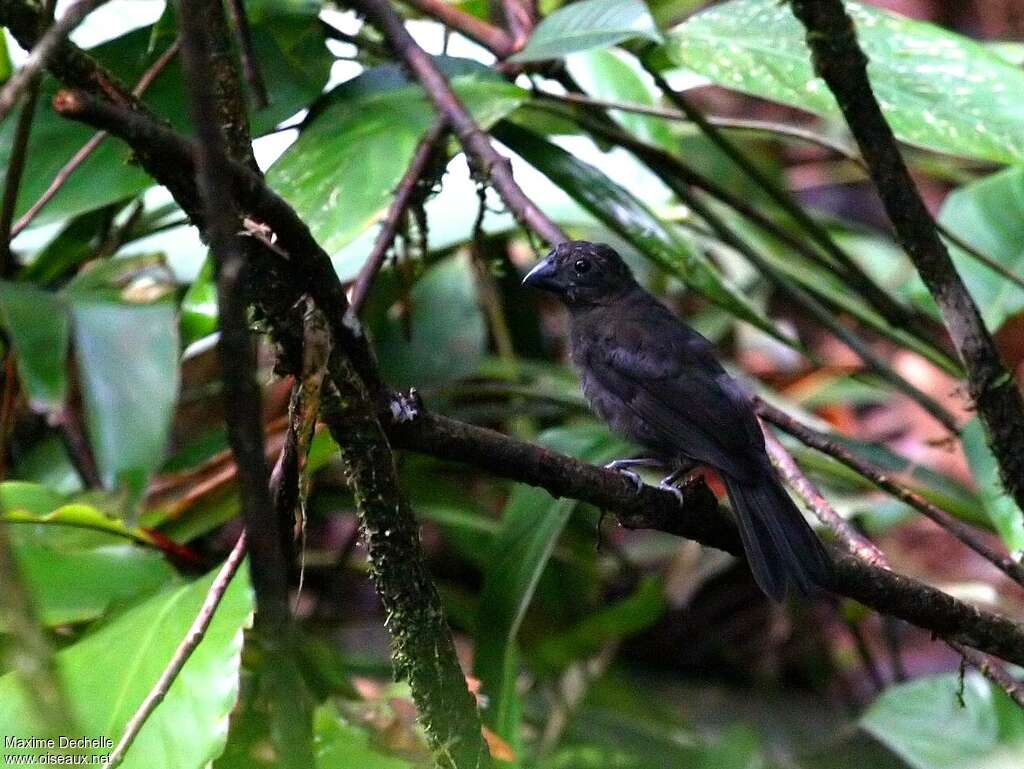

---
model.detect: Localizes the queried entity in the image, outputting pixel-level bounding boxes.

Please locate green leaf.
[862,672,1024,769]
[938,167,1024,332]
[665,0,1024,164]
[6,538,175,628]
[961,418,1024,555]
[492,121,791,343]
[0,563,253,769]
[511,0,663,63]
[0,481,157,545]
[1,6,330,228]
[474,424,631,750]
[0,282,69,410]
[314,703,414,769]
[71,300,179,500]
[0,34,11,84]
[268,68,526,280]
[372,254,486,389]
[180,257,219,346]
[565,48,675,151]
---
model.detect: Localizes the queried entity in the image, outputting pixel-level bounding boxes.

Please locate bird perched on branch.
[523,241,832,601]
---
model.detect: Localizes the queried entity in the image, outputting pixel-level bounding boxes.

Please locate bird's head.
[522,241,635,307]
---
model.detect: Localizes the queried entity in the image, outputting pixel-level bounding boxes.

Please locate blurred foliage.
[1,1,1023,768]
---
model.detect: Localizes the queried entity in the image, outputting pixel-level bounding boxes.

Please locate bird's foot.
[657,478,685,507]
[604,458,662,495]
[657,461,698,507]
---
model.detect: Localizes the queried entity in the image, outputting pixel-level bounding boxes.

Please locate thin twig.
[399,0,516,58]
[788,0,1024,515]
[937,224,1024,292]
[349,118,448,316]
[757,398,1024,588]
[358,0,567,246]
[537,90,860,159]
[951,642,1024,710]
[763,427,888,567]
[11,39,180,238]
[647,152,959,431]
[642,61,935,342]
[0,69,42,275]
[225,0,268,108]
[103,533,248,769]
[0,0,109,123]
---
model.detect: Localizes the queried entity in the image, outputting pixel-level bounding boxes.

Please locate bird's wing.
[586,313,764,482]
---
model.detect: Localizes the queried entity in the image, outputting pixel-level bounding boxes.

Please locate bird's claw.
[604,460,645,495]
[658,479,685,507]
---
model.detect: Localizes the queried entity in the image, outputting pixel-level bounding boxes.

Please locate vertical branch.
[323,368,493,769]
[174,1,313,765]
[0,74,42,275]
[787,0,1024,515]
[225,0,268,109]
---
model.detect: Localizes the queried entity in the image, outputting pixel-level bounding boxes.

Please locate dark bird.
[523,241,832,601]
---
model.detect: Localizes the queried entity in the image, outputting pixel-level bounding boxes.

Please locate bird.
[522,240,832,601]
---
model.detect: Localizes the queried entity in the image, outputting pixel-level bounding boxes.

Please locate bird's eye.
[574,259,590,274]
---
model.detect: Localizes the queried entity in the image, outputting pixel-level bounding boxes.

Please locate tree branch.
[175,1,314,764]
[350,117,449,316]
[0,0,108,122]
[399,0,516,58]
[104,533,248,769]
[382,407,1024,666]
[787,0,1024,515]
[357,0,567,246]
[757,398,1024,589]
[11,38,179,238]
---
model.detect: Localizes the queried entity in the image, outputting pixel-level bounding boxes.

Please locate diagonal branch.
[757,398,1024,589]
[399,0,517,58]
[787,0,1024,516]
[11,38,179,238]
[382,407,1024,667]
[104,533,248,769]
[350,117,449,316]
[0,0,109,122]
[357,0,567,246]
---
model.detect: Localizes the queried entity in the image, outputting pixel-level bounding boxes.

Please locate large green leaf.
[0,563,253,769]
[72,300,179,499]
[938,167,1024,332]
[0,282,69,410]
[665,0,1024,164]
[268,69,527,280]
[372,254,486,389]
[1,4,330,229]
[492,121,790,343]
[474,424,631,753]
[862,672,1024,769]
[6,538,175,628]
[511,0,662,63]
[565,48,675,151]
[962,418,1024,555]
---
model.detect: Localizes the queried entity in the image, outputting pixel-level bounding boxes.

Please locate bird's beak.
[522,256,564,293]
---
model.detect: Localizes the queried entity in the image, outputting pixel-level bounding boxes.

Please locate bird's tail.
[723,472,833,601]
